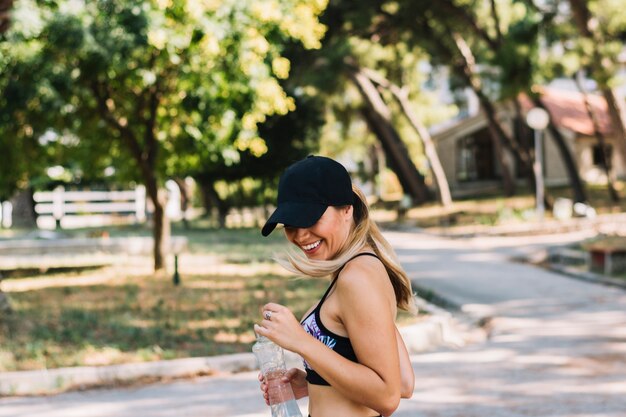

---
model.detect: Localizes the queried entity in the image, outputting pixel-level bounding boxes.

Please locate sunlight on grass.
[0,268,330,371]
[400,182,626,229]
[0,222,428,372]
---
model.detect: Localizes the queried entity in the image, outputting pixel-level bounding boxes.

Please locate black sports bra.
[300,252,380,386]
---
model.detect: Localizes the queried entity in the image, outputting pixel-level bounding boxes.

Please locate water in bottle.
[252,335,303,417]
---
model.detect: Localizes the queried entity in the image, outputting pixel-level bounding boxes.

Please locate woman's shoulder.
[334,252,396,315]
[335,253,390,292]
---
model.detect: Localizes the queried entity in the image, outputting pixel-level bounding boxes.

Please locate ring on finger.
[264,311,272,320]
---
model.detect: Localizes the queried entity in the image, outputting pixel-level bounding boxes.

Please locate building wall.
[576,136,626,183]
[543,128,575,186]
[433,109,626,197]
[612,141,626,179]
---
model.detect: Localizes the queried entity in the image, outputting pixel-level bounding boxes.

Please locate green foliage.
[538,0,626,87]
[297,1,459,176]
[0,0,328,199]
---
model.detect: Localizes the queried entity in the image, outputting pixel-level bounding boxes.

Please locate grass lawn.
[394,181,626,229]
[0,226,425,372]
[0,269,330,372]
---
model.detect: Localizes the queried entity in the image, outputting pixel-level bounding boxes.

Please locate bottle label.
[266,369,295,405]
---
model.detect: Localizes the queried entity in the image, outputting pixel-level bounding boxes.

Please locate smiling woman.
[255,156,416,417]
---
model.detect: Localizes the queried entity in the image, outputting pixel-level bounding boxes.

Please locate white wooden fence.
[33,186,147,229]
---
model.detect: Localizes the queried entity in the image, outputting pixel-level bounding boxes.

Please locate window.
[456,129,497,181]
[592,144,613,169]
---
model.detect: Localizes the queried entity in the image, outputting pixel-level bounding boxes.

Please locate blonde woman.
[255,155,415,417]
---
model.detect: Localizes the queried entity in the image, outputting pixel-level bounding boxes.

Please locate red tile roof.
[520,87,613,136]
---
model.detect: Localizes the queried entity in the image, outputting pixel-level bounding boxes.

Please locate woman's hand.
[254,302,309,353]
[258,368,308,405]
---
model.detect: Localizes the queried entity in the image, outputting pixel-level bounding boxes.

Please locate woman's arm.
[396,326,415,398]
[305,259,401,415]
[257,258,402,416]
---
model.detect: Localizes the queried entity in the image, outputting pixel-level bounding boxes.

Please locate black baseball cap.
[261,155,354,236]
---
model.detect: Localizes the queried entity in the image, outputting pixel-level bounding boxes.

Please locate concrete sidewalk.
[386,230,626,417]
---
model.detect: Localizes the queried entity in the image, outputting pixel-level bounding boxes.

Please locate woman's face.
[283,206,353,260]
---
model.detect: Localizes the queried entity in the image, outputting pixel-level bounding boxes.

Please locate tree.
[294,2,469,206]
[358,67,452,207]
[188,92,323,226]
[573,72,620,201]
[347,64,430,203]
[568,0,626,167]
[0,0,14,319]
[1,0,328,271]
[0,0,11,33]
[362,0,593,206]
[538,0,624,201]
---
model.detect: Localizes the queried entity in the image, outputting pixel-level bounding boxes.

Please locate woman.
[255,155,415,417]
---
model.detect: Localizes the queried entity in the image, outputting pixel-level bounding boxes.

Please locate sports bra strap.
[319,252,380,304]
[340,252,380,269]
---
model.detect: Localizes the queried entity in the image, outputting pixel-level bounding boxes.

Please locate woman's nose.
[293,227,310,240]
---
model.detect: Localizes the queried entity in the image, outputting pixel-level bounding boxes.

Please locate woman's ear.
[344,205,354,221]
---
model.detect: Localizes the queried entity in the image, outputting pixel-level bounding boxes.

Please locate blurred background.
[0,0,625,407]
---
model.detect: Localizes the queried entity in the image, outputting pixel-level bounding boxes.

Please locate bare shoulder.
[335,254,394,302]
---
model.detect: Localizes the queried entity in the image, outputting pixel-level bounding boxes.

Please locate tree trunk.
[8,188,37,228]
[144,175,169,271]
[485,111,516,196]
[172,177,191,229]
[359,67,453,208]
[198,178,228,228]
[512,98,533,170]
[348,66,430,204]
[90,79,166,272]
[601,88,626,168]
[450,32,517,196]
[572,74,619,202]
[369,143,385,200]
[0,0,13,34]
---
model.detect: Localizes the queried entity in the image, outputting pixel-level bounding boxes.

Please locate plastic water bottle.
[252,335,303,417]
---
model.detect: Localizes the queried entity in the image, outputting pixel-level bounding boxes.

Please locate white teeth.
[302,240,321,251]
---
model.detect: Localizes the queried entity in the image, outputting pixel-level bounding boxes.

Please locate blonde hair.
[275,184,416,313]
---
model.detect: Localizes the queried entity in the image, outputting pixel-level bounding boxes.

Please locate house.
[431,87,626,197]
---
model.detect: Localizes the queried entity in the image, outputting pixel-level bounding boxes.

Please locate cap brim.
[261,201,327,236]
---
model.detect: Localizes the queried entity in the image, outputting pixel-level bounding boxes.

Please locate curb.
[0,302,478,397]
[0,353,256,397]
[546,264,626,290]
[402,212,626,238]
[512,248,626,291]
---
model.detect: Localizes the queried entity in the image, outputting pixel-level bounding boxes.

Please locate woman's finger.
[254,324,268,335]
[263,302,285,312]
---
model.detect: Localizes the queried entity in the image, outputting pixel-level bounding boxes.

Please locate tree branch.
[437,0,500,50]
[490,0,503,44]
[357,67,453,207]
[90,80,150,176]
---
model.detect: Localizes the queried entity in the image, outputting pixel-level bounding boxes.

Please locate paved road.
[2,230,625,417]
[387,230,626,417]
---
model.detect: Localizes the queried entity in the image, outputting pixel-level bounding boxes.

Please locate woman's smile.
[301,239,322,252]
